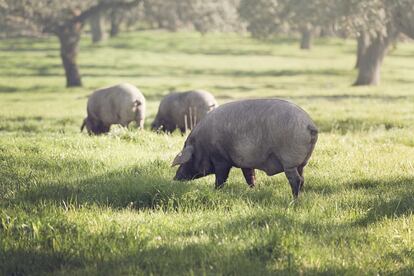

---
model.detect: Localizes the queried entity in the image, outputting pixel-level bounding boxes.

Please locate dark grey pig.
[81,83,146,135]
[151,90,218,133]
[172,99,318,198]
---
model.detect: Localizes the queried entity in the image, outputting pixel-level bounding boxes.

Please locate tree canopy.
[142,0,242,33]
[239,0,337,48]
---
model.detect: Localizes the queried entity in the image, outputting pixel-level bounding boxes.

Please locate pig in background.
[172,99,318,198]
[81,83,146,135]
[151,90,218,133]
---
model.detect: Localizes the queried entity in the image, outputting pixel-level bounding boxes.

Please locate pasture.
[0,31,413,275]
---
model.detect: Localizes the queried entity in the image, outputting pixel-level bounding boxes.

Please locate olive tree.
[142,0,242,33]
[239,0,336,49]
[0,0,39,37]
[108,7,129,37]
[89,9,107,43]
[178,0,242,34]
[338,0,414,85]
[4,0,142,87]
[97,0,242,40]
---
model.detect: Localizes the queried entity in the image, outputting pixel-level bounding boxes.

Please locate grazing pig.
[172,99,318,198]
[81,83,146,135]
[151,90,218,133]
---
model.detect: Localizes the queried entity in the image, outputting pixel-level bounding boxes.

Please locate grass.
[0,31,413,275]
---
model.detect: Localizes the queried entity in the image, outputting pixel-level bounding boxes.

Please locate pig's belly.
[230,150,284,176]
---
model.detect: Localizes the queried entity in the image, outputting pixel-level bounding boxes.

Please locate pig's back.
[88,84,141,124]
[192,99,317,169]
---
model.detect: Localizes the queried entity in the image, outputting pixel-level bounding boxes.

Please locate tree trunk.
[300,26,312,50]
[355,32,369,69]
[90,11,106,43]
[57,23,82,87]
[110,19,120,37]
[110,9,122,37]
[319,27,328,38]
[393,5,414,39]
[320,25,334,38]
[353,35,391,86]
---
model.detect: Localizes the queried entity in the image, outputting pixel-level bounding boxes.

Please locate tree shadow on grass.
[0,63,63,77]
[213,89,414,102]
[0,248,84,276]
[8,158,300,212]
[3,192,409,276]
[0,85,20,93]
[12,171,292,212]
[3,62,351,79]
[348,177,414,226]
[0,115,78,133]
[0,84,62,94]
[305,177,414,226]
[1,55,356,86]
[315,117,407,134]
[186,68,348,78]
[0,46,58,52]
[6,147,414,219]
[0,211,402,275]
[107,40,275,56]
[0,214,356,275]
[213,85,255,93]
[0,234,282,275]
[11,164,186,210]
[286,94,413,102]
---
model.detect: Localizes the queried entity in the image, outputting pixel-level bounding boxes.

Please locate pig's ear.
[172,146,194,167]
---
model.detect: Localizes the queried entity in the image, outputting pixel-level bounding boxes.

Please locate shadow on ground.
[0,62,350,79]
[348,177,414,226]
[0,208,364,275]
[9,163,291,211]
[5,150,413,221]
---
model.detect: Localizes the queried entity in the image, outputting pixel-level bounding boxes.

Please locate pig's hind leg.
[284,167,304,198]
[297,165,305,191]
[241,168,256,188]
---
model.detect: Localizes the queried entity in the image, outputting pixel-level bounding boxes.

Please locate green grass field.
[1,31,413,275]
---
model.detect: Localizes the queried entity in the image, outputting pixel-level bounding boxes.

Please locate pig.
[151,90,218,133]
[81,83,146,135]
[172,99,318,198]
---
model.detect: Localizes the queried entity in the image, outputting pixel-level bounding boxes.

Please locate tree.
[177,0,243,34]
[337,0,414,86]
[109,7,124,37]
[391,0,414,39]
[0,1,39,38]
[142,0,183,31]
[89,9,107,43]
[142,0,243,33]
[238,0,290,39]
[104,5,147,37]
[239,0,336,49]
[89,1,243,41]
[5,0,142,87]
